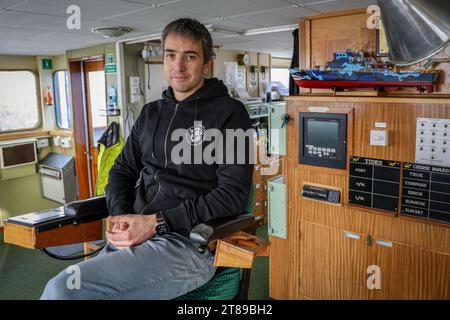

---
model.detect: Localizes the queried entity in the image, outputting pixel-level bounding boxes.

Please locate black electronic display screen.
[1,143,36,168]
[299,112,347,169]
[305,119,339,151]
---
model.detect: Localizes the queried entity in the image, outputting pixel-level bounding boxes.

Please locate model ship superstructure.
[291,50,439,93]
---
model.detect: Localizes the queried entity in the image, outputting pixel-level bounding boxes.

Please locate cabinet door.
[367,238,450,300]
[298,222,369,299]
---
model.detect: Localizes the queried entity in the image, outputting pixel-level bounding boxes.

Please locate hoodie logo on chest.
[186,124,206,146]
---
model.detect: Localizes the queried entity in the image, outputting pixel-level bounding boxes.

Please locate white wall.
[144,63,168,103]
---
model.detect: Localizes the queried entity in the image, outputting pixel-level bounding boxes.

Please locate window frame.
[0,69,42,133]
[53,69,72,130]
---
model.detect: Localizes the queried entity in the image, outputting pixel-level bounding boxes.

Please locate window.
[0,71,40,132]
[270,68,290,88]
[54,70,71,129]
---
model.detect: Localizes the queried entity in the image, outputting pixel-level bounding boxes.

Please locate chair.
[69,185,268,300]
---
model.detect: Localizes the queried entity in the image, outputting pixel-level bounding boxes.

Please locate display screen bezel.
[299,112,347,169]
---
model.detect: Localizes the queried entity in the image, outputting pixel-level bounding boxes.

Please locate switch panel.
[416,118,450,166]
[370,130,388,146]
[37,138,49,148]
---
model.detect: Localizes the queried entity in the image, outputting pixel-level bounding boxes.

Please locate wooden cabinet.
[270,96,450,300]
[296,221,450,299]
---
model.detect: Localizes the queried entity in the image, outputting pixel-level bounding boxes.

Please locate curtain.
[289,28,300,96]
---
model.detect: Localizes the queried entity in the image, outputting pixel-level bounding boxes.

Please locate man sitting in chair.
[41,18,253,300]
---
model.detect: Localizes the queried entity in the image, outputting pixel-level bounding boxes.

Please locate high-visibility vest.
[96,122,124,196]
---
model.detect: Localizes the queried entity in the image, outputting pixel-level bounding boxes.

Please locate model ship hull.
[291,69,439,93]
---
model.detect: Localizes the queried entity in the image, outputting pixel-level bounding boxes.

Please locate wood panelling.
[70,60,91,199]
[0,130,50,141]
[299,9,450,95]
[310,13,376,69]
[4,220,103,249]
[0,130,73,142]
[270,95,450,300]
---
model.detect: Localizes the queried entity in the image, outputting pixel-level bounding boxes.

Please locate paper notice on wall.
[224,61,237,87]
[236,87,250,99]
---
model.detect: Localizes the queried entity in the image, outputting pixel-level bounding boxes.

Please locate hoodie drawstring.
[151,100,164,158]
[194,97,199,123]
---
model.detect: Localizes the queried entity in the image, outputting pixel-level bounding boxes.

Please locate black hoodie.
[105,78,254,236]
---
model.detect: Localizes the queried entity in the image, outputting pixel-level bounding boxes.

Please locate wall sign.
[401,162,450,224]
[416,118,450,167]
[348,156,401,213]
[42,58,53,70]
[105,63,117,74]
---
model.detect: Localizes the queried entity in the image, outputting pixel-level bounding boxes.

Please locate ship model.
[290,50,439,93]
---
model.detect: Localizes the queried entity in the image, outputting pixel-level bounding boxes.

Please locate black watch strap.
[155,211,168,235]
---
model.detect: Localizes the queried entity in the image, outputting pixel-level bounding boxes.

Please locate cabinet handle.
[343,231,360,240]
[255,202,262,206]
[255,165,261,171]
[255,183,262,189]
[376,239,393,248]
[263,185,268,191]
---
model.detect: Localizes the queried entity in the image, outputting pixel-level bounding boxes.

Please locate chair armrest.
[189,214,262,246]
[64,196,109,223]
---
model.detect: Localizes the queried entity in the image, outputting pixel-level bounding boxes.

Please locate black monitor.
[299,112,347,169]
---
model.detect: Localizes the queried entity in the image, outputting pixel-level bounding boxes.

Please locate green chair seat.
[176,267,241,300]
[176,185,255,300]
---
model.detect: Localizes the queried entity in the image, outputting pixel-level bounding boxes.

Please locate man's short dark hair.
[161,18,214,63]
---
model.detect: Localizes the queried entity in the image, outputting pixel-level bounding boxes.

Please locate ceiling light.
[91,27,133,38]
[244,24,298,36]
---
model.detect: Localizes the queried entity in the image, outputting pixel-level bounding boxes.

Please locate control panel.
[416,118,450,166]
[302,184,341,204]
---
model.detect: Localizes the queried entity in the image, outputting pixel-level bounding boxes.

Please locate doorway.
[69,57,108,199]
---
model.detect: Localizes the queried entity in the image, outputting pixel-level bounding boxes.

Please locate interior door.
[83,60,108,195]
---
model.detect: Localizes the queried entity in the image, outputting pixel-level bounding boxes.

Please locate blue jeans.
[40,232,216,300]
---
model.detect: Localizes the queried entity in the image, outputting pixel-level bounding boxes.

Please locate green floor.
[0,224,269,300]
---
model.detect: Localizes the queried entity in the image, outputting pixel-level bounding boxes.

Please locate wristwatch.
[155,211,168,235]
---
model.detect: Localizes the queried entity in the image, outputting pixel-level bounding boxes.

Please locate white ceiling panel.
[303,0,375,13]
[101,6,208,30]
[0,26,49,39]
[0,0,26,9]
[28,31,108,43]
[165,0,290,20]
[4,0,155,21]
[229,6,314,27]
[0,0,375,57]
[209,19,265,30]
[218,30,294,58]
[0,10,68,30]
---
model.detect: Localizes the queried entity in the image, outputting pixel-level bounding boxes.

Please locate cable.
[147,62,151,91]
[135,53,144,96]
[40,241,107,261]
